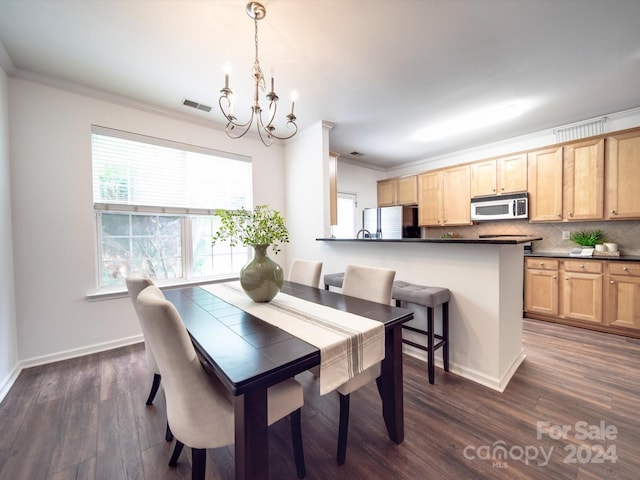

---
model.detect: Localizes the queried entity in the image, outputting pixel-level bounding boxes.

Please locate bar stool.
[392,281,450,384]
[323,272,344,290]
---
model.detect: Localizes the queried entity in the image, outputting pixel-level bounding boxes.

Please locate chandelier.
[219,2,298,146]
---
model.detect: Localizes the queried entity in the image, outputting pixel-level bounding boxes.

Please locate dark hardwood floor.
[1,319,639,480]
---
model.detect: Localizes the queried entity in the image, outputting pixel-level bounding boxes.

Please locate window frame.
[90,126,253,295]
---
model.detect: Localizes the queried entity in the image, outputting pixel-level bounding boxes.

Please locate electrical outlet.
[562,231,571,240]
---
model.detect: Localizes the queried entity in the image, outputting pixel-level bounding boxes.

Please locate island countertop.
[316,235,542,245]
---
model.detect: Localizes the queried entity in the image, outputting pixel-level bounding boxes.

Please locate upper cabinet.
[418,165,471,226]
[417,171,441,226]
[377,179,397,207]
[563,138,605,221]
[470,153,527,197]
[396,175,418,205]
[528,146,564,222]
[377,175,418,206]
[606,130,640,219]
[528,140,605,223]
[379,126,640,226]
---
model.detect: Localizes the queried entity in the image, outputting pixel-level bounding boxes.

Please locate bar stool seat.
[323,272,345,290]
[392,280,450,384]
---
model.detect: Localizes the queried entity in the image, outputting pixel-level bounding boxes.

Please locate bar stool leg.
[442,302,449,372]
[427,306,435,385]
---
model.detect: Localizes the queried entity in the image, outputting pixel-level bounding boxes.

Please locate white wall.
[9,78,286,363]
[0,62,18,398]
[335,160,385,230]
[283,121,332,275]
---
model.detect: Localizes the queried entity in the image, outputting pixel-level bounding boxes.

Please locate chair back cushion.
[136,286,234,448]
[288,259,323,288]
[342,264,395,304]
[125,275,159,374]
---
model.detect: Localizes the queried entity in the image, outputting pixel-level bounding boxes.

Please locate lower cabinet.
[560,260,603,324]
[605,262,640,330]
[525,257,640,338]
[524,259,559,316]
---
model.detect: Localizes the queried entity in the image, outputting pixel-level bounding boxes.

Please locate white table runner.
[202,282,385,395]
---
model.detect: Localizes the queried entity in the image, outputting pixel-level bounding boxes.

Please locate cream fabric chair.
[136,285,306,480]
[126,275,162,406]
[335,264,395,465]
[288,259,323,288]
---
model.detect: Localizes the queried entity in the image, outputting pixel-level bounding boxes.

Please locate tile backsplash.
[422,220,640,255]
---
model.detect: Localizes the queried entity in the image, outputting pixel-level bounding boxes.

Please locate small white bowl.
[595,244,606,252]
[604,243,618,252]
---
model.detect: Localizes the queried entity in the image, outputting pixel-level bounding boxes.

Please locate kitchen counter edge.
[526,252,640,262]
[316,236,542,245]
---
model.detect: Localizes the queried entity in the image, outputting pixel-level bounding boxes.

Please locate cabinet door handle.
[580,264,584,268]
[556,212,561,216]
[611,210,617,214]
[569,212,574,217]
[540,262,544,266]
[565,277,569,280]
[610,280,615,284]
[623,267,628,271]
[552,276,557,280]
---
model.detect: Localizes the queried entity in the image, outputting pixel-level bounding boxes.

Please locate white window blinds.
[92,126,252,213]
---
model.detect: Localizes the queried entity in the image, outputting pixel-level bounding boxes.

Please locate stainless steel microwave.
[470,192,528,221]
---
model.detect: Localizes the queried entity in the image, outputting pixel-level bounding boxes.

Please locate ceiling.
[1,0,639,169]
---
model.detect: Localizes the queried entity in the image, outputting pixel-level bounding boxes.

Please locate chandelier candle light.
[219,2,298,146]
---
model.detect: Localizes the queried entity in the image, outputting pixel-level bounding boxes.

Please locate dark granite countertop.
[316,236,542,245]
[526,252,640,262]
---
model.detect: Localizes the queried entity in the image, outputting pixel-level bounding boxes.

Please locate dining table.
[163,280,414,480]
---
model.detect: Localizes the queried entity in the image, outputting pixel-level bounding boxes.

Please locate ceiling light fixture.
[219,2,298,146]
[414,101,532,143]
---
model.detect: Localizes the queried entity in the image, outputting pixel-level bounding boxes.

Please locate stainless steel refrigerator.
[362,206,403,239]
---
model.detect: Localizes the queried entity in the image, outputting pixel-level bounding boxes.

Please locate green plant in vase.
[213,205,290,302]
[569,229,605,247]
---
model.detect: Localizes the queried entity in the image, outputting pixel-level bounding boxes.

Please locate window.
[331,192,357,238]
[92,126,252,290]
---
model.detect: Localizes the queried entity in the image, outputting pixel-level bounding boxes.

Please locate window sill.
[85,275,239,302]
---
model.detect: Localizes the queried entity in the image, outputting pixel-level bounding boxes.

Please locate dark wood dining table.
[164,280,414,480]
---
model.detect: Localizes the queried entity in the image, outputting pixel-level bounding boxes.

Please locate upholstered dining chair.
[335,264,396,465]
[288,259,323,288]
[125,275,162,406]
[135,285,306,480]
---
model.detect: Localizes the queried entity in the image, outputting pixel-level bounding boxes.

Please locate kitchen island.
[316,236,542,391]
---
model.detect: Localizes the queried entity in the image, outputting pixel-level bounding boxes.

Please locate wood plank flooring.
[1,319,639,479]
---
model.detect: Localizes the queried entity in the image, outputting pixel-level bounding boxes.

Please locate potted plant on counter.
[212,205,290,302]
[570,229,605,247]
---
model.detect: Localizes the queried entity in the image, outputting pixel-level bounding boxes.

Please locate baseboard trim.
[0,363,22,404]
[0,335,144,404]
[402,344,527,392]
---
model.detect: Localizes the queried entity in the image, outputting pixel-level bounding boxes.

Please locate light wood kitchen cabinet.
[471,153,527,197]
[605,262,640,330]
[524,258,559,316]
[606,130,640,219]
[560,260,603,324]
[525,257,640,338]
[470,160,496,197]
[442,165,471,225]
[527,146,563,222]
[396,175,418,205]
[377,178,397,207]
[378,175,418,206]
[418,171,441,226]
[563,138,604,221]
[418,166,471,226]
